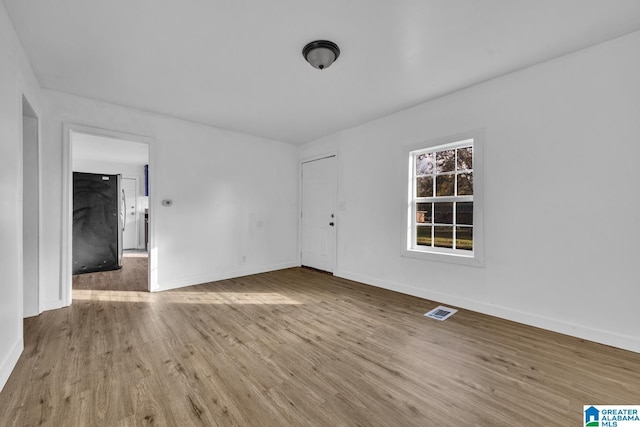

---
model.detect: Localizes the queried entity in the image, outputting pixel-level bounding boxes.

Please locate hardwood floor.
[1,267,639,426]
[72,252,148,292]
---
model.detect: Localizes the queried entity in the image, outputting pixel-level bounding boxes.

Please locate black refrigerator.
[72,172,124,274]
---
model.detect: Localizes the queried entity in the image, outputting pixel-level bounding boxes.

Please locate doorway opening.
[22,95,40,318]
[63,126,154,298]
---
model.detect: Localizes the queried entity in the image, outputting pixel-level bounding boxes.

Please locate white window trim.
[401,129,485,267]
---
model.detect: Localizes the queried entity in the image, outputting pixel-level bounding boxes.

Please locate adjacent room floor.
[71,250,148,292]
[1,268,639,426]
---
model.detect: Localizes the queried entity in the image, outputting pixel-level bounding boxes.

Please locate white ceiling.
[5,1,640,144]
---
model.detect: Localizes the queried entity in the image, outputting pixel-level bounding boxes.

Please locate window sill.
[402,248,485,267]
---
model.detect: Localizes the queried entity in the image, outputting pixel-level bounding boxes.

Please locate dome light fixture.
[302,40,340,70]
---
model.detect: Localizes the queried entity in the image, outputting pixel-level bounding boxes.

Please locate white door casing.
[301,156,337,273]
[22,108,40,317]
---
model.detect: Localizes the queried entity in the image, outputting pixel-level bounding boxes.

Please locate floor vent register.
[424,305,457,321]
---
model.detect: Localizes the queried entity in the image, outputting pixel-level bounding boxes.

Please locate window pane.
[433,202,453,224]
[436,174,455,196]
[416,153,434,175]
[409,140,476,256]
[456,226,473,251]
[416,225,432,246]
[436,150,455,173]
[416,203,432,224]
[416,176,433,197]
[456,202,473,225]
[457,147,473,170]
[434,226,453,248]
[457,173,473,195]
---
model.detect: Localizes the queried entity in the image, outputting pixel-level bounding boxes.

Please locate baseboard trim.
[0,337,23,393]
[154,261,301,292]
[335,270,640,354]
[40,299,64,312]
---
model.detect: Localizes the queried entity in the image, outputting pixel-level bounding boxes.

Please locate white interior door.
[301,156,337,272]
[121,177,138,250]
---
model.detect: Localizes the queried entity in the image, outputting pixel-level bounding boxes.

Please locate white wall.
[0,2,43,391]
[73,158,148,250]
[41,90,300,303]
[301,31,640,353]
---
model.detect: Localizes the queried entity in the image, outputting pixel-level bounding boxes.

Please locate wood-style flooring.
[72,252,148,292]
[1,267,639,426]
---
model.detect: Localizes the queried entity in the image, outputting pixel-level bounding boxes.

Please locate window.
[403,130,484,266]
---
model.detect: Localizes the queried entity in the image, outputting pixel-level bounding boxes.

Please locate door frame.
[299,152,338,273]
[62,124,156,305]
[21,95,41,317]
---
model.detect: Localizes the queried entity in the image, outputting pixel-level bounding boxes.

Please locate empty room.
[1,1,640,426]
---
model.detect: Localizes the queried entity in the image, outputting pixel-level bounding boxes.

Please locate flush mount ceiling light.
[302,40,340,70]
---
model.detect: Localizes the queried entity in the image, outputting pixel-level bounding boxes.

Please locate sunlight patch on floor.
[73,289,303,305]
[122,250,149,258]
